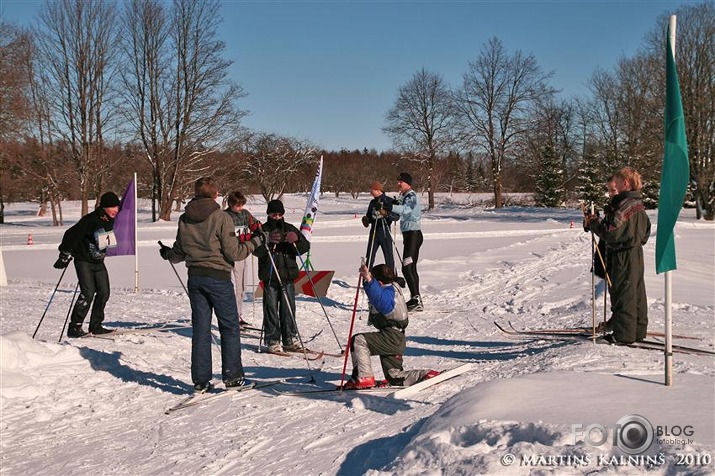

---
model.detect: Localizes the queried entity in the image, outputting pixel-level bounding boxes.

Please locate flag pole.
[134,172,139,292]
[664,16,677,387]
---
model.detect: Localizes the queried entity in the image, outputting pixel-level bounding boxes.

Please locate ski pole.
[594,243,612,288]
[158,241,220,347]
[58,281,80,342]
[263,240,313,370]
[379,218,399,274]
[33,261,72,339]
[257,257,275,353]
[590,206,596,341]
[339,257,365,390]
[293,243,343,353]
[366,216,379,269]
[158,241,189,295]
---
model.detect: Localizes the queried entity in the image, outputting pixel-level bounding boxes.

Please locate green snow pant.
[608,245,648,343]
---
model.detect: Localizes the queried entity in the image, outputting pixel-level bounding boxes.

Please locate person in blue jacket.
[383,172,423,311]
[343,263,437,390]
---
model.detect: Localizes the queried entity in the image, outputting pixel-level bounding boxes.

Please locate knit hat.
[99,192,120,208]
[370,181,383,191]
[397,172,413,186]
[266,199,285,215]
[371,264,396,284]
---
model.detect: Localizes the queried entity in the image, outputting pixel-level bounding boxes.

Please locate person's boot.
[67,324,87,338]
[406,295,423,312]
[89,325,114,335]
[342,376,376,390]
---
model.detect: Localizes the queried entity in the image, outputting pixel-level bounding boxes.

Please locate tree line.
[1,0,712,224]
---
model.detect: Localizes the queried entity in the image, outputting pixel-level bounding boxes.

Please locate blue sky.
[2,0,693,151]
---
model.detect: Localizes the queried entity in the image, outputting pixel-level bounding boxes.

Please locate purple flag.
[107,178,136,256]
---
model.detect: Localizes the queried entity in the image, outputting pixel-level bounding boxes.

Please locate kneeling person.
[344,264,437,390]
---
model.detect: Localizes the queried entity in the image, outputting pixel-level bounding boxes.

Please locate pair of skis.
[77,323,191,340]
[273,363,473,399]
[496,322,714,356]
[165,375,317,413]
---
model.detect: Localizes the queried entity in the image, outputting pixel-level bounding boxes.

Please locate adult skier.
[361,181,398,271]
[383,172,423,311]
[159,177,265,392]
[584,166,651,344]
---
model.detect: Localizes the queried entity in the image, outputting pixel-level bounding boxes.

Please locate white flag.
[299,156,323,242]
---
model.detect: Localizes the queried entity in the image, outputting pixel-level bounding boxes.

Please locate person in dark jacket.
[160,177,265,393]
[253,199,310,354]
[362,181,398,272]
[343,264,438,390]
[585,166,651,344]
[224,190,260,327]
[54,192,121,337]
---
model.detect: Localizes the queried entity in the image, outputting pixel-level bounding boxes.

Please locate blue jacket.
[391,189,421,232]
[363,279,408,330]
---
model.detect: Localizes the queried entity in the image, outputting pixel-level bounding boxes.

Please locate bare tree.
[120,0,247,221]
[0,23,33,223]
[455,37,555,208]
[35,0,118,216]
[239,132,317,202]
[383,68,458,210]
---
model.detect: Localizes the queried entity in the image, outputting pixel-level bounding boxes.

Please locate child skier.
[343,263,438,390]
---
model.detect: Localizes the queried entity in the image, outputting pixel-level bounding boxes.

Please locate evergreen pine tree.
[575,150,605,208]
[534,145,565,207]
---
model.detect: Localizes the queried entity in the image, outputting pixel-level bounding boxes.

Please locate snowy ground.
[1,193,713,475]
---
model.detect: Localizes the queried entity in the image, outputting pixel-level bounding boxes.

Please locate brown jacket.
[167,197,258,280]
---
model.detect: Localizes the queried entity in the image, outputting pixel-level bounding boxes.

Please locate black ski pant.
[608,246,648,343]
[262,280,298,347]
[70,260,110,331]
[401,230,423,299]
[366,224,395,272]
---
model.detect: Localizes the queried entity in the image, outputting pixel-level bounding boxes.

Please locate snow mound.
[381,371,715,474]
[0,332,88,399]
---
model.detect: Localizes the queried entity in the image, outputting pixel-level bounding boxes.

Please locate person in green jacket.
[585,166,651,344]
[160,177,265,393]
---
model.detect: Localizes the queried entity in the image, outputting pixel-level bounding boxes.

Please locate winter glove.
[378,208,388,218]
[158,242,172,260]
[361,216,370,228]
[269,229,282,244]
[53,252,72,269]
[248,216,261,232]
[249,230,267,248]
[285,231,299,244]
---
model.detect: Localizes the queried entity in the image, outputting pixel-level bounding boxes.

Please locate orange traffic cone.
[27,233,34,245]
[569,220,574,229]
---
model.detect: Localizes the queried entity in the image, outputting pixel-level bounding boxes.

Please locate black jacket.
[254,219,310,284]
[365,193,398,236]
[58,208,115,263]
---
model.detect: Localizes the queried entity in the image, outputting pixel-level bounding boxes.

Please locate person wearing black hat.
[253,199,310,354]
[53,192,122,337]
[382,171,424,311]
[342,263,438,390]
[361,181,398,272]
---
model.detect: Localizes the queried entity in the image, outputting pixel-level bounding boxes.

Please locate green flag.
[656,26,690,274]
